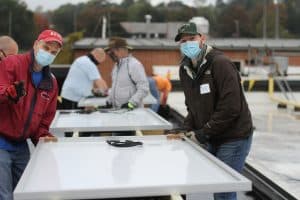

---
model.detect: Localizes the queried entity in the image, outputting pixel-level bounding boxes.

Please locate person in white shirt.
[61,48,108,109]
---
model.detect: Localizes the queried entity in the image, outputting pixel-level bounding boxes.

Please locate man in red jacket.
[0,29,62,200]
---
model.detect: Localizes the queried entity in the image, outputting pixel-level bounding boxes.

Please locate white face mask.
[35,49,56,67]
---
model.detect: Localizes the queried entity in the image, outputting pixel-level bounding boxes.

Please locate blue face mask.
[35,49,56,67]
[180,41,201,59]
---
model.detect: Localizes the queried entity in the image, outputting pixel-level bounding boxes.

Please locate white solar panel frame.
[78,93,157,107]
[14,136,251,200]
[50,108,172,133]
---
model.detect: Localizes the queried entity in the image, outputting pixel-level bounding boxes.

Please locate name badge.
[200,83,210,94]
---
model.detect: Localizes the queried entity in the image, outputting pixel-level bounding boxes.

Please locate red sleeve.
[31,79,58,144]
[0,58,16,103]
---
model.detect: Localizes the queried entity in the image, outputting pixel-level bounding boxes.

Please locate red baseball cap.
[37,30,63,47]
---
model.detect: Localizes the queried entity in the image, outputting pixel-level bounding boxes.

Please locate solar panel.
[14,136,251,200]
[50,108,172,135]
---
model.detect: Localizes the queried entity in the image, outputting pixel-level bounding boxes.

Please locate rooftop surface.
[168,91,300,199]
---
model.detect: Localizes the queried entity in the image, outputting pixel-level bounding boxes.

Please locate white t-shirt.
[61,55,101,102]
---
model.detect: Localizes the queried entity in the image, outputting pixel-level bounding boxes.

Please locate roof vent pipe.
[102,16,107,39]
[145,14,152,39]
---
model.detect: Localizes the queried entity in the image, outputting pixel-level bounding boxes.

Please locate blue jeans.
[148,77,160,112]
[208,133,253,200]
[0,143,30,200]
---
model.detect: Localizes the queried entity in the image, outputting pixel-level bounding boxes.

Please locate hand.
[185,129,209,144]
[92,88,107,97]
[166,133,185,140]
[121,102,136,110]
[41,136,58,143]
[5,81,26,103]
[79,106,97,114]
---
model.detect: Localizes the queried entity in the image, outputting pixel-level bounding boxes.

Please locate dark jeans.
[61,98,104,137]
[208,133,253,200]
[61,97,79,109]
[61,98,79,137]
[0,143,30,200]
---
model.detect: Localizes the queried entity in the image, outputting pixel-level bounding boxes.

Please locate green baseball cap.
[174,22,200,42]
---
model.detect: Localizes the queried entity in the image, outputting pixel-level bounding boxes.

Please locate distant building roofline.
[73,38,300,51]
[120,22,185,34]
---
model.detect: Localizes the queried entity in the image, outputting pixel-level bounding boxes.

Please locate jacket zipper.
[112,64,120,107]
[21,89,37,141]
[113,57,131,107]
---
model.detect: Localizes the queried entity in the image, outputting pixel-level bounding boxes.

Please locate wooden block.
[142,130,164,135]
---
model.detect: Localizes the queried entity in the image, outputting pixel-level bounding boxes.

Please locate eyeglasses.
[38,41,61,56]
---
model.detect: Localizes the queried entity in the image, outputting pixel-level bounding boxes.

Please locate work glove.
[91,88,108,97]
[5,81,26,103]
[166,128,189,140]
[185,129,209,144]
[166,133,184,140]
[121,102,136,110]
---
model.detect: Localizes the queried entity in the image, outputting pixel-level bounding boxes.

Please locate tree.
[194,0,207,7]
[216,0,225,7]
[34,12,50,33]
[228,0,265,9]
[108,7,128,37]
[0,0,36,49]
[197,6,218,37]
[127,0,153,21]
[76,0,127,37]
[51,4,78,36]
[43,0,300,39]
[120,0,135,8]
[164,1,197,21]
[217,4,253,37]
[54,31,83,64]
[286,0,300,37]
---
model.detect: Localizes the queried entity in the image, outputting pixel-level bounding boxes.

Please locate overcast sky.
[21,0,216,11]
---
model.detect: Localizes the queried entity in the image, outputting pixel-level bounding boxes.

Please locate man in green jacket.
[175,22,253,200]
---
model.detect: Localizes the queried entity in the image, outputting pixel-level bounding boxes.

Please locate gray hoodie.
[107,55,149,108]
